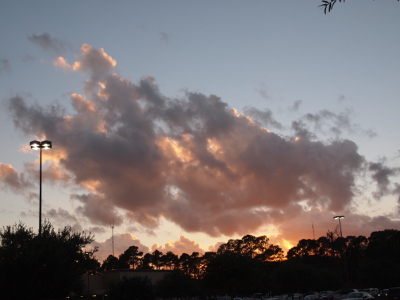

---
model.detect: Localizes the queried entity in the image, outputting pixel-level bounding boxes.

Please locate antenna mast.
[312,222,315,240]
[110,221,115,257]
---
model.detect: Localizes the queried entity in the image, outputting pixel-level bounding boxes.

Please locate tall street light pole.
[30,140,52,235]
[333,215,349,284]
[334,215,344,238]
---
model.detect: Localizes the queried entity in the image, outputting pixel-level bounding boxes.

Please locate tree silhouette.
[94,229,400,295]
[367,229,400,262]
[160,251,179,270]
[140,252,153,269]
[0,221,95,300]
[218,234,282,261]
[151,249,163,269]
[118,245,143,269]
[101,254,119,271]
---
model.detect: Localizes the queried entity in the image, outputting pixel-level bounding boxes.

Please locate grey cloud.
[5,44,393,242]
[243,107,284,130]
[395,183,400,215]
[6,95,65,137]
[45,208,84,232]
[369,162,400,199]
[256,83,271,100]
[126,224,157,237]
[289,100,302,112]
[159,31,170,42]
[23,54,35,62]
[291,120,316,140]
[73,193,124,226]
[88,226,106,235]
[0,59,11,75]
[28,32,69,55]
[0,163,33,193]
[299,108,376,140]
[46,208,78,223]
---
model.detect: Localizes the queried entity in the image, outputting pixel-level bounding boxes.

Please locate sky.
[1,0,399,262]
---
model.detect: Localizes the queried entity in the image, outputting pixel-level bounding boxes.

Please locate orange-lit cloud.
[53,56,72,71]
[5,43,400,251]
[0,163,33,193]
[152,235,205,256]
[91,233,150,262]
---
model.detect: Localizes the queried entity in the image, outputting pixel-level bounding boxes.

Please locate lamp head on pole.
[30,140,52,150]
[30,140,41,150]
[334,215,345,220]
[41,140,52,150]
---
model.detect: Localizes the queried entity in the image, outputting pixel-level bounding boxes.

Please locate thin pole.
[340,219,349,284]
[111,221,114,257]
[312,222,315,239]
[39,147,42,235]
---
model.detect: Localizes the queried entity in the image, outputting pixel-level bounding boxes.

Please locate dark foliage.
[319,0,345,14]
[156,269,200,299]
[319,0,399,14]
[203,250,268,297]
[3,222,400,299]
[107,275,155,300]
[101,231,400,296]
[270,259,341,293]
[100,254,120,271]
[0,221,96,300]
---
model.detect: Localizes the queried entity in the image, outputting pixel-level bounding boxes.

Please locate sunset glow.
[0,1,399,262]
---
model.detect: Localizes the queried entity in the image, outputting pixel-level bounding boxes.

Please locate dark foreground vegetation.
[1,221,400,299]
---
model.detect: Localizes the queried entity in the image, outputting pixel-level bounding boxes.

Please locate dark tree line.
[103,230,400,298]
[1,221,400,299]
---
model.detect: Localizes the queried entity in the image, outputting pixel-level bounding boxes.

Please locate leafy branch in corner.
[319,0,399,14]
[319,0,344,14]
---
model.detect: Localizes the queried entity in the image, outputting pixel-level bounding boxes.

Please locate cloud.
[23,54,35,63]
[28,32,69,55]
[0,59,11,75]
[152,235,205,256]
[242,107,283,130]
[369,162,400,199]
[73,193,124,227]
[289,100,302,112]
[53,56,72,71]
[395,184,400,214]
[91,233,150,262]
[159,31,170,42]
[5,44,400,250]
[256,83,271,100]
[45,208,83,231]
[71,43,116,93]
[0,163,33,193]
[294,108,377,140]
